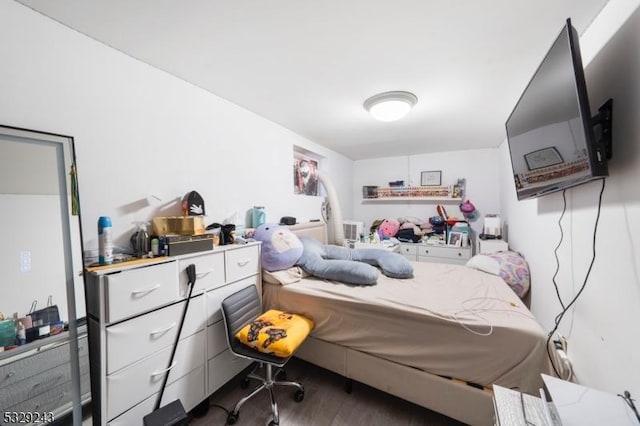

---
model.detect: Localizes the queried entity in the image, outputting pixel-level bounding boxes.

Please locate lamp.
[363,91,417,122]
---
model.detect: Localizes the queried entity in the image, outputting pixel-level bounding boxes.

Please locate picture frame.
[524,147,564,171]
[421,170,442,186]
[447,231,464,247]
[293,153,319,196]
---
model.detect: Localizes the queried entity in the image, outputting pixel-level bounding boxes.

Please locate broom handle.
[153,263,197,411]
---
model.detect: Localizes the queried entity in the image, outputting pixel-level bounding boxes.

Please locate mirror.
[0,125,89,425]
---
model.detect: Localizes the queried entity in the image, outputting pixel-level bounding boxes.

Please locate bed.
[264,222,551,426]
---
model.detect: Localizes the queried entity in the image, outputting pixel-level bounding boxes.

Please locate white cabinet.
[86,242,261,425]
[400,243,472,265]
[476,239,508,254]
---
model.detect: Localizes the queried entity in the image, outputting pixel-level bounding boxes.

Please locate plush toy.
[378,218,400,238]
[296,237,413,285]
[253,223,303,272]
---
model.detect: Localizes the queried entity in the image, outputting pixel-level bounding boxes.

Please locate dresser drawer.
[178,252,225,295]
[206,320,228,359]
[225,244,260,283]
[417,245,471,260]
[207,349,250,394]
[106,330,205,420]
[0,362,71,410]
[206,276,259,326]
[104,261,179,323]
[107,365,205,426]
[3,381,72,421]
[399,244,418,256]
[106,294,205,374]
[0,340,70,390]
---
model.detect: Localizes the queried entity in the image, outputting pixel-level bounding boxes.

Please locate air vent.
[343,221,364,241]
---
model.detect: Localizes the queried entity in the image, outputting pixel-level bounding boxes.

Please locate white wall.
[0,1,353,257]
[0,0,353,326]
[353,148,501,237]
[501,1,640,396]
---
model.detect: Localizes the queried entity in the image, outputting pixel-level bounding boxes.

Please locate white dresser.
[399,243,472,265]
[85,242,261,425]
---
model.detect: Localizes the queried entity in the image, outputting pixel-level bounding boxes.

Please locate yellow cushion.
[235,309,314,357]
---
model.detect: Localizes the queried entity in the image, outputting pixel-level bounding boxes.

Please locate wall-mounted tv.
[506,18,612,201]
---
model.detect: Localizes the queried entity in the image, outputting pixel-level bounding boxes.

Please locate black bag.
[26,297,61,342]
[29,296,60,327]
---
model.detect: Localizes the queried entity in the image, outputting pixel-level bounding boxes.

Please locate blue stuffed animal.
[296,237,413,286]
[253,223,304,272]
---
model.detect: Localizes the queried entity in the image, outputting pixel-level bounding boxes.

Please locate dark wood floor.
[189,357,467,426]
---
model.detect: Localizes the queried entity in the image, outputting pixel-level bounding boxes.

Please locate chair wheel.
[226,411,239,425]
[268,420,279,426]
[294,389,305,402]
[240,377,250,389]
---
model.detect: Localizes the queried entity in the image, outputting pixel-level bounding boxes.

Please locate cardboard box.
[152,216,205,236]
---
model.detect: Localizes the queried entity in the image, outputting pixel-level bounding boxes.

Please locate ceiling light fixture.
[363,91,418,122]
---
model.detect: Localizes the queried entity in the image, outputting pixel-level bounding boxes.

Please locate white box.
[476,239,508,254]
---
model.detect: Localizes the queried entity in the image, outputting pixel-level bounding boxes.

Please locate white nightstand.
[476,239,508,254]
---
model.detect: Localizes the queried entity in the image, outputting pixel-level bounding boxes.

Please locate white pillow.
[465,255,501,276]
[262,266,309,285]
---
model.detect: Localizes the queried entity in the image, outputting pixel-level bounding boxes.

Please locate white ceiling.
[17,0,610,160]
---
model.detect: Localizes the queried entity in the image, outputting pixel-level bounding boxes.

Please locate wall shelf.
[362,197,462,203]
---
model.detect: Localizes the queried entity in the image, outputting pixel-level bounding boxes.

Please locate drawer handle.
[5,370,16,378]
[150,361,177,378]
[149,322,177,337]
[197,269,214,278]
[237,259,251,267]
[32,373,65,389]
[131,283,161,296]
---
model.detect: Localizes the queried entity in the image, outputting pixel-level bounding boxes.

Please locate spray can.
[98,216,114,264]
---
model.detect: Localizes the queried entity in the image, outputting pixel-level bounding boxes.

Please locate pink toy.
[378,218,400,238]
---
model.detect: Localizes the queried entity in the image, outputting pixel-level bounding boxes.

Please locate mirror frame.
[0,124,87,425]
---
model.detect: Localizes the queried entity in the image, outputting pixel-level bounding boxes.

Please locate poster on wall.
[293,153,319,196]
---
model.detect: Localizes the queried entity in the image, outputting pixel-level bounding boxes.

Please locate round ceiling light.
[363,91,418,122]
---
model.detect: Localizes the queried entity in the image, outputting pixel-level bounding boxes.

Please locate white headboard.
[286,221,327,244]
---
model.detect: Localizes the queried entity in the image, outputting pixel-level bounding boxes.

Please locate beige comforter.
[263,261,552,394]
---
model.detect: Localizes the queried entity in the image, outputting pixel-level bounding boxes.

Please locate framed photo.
[524,147,564,170]
[293,153,319,196]
[447,231,464,247]
[421,170,442,186]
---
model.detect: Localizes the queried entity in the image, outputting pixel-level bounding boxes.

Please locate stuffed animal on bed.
[253,223,304,272]
[296,237,413,286]
[255,224,413,285]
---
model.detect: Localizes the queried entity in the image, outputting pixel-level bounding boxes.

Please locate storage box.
[165,235,214,256]
[152,216,205,236]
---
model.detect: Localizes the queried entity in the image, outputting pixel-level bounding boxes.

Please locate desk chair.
[221,285,308,426]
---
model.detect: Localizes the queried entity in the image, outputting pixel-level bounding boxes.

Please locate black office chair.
[221,285,306,426]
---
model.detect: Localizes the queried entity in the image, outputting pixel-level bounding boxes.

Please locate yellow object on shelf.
[152,216,205,236]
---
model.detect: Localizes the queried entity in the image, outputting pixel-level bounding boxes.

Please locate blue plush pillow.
[296,237,413,285]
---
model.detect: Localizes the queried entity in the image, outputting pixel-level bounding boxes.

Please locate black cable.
[546,178,606,378]
[209,403,230,415]
[618,390,640,423]
[551,189,568,312]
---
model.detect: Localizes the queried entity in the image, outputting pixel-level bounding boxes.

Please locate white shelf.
[362,197,462,203]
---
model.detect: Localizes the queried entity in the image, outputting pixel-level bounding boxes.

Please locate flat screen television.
[506,18,612,201]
